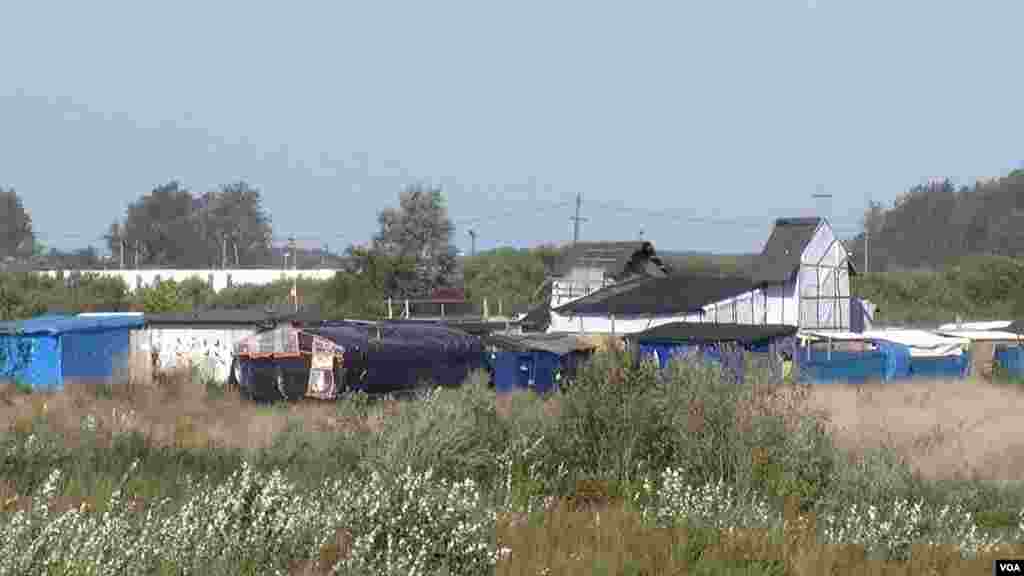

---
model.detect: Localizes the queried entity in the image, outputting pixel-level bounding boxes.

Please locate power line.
[453,200,573,227]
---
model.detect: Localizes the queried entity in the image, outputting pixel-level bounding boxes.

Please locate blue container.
[0,314,144,391]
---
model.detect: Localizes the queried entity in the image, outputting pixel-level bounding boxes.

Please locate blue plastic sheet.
[909,355,969,379]
[0,334,61,391]
[995,346,1024,379]
[797,342,913,383]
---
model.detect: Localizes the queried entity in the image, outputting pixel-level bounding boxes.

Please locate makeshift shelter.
[936,321,1024,379]
[482,333,596,394]
[138,308,276,385]
[548,241,671,310]
[232,321,485,401]
[797,329,971,382]
[0,314,144,391]
[700,217,860,330]
[631,322,798,382]
[548,273,754,334]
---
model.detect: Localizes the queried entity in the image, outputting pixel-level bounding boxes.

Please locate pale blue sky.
[2,1,1022,256]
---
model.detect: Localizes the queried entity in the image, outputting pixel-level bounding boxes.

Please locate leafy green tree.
[462,247,550,312]
[371,184,457,297]
[136,280,188,313]
[0,187,34,260]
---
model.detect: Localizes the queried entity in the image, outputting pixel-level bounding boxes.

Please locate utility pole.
[289,236,298,312]
[135,241,140,269]
[234,240,240,267]
[119,238,125,270]
[864,193,871,275]
[570,192,587,245]
[222,236,228,269]
[468,229,477,257]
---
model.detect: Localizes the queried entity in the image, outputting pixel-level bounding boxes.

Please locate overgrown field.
[2,351,1024,575]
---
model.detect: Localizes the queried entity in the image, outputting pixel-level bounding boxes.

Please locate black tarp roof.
[750,218,822,285]
[145,308,277,326]
[632,322,797,344]
[482,333,597,355]
[552,241,669,279]
[552,273,754,316]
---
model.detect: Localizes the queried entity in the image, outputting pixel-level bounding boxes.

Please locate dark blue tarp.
[995,346,1024,378]
[308,322,484,394]
[491,350,562,394]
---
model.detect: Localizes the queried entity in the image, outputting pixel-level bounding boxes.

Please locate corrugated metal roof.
[0,314,144,335]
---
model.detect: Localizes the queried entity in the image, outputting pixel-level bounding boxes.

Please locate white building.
[545,217,862,335]
[36,268,339,293]
[697,217,857,331]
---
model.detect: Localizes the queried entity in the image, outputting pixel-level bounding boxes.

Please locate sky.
[2,0,1022,257]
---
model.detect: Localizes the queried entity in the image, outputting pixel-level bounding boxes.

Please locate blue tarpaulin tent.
[484,333,595,394]
[0,314,145,391]
[632,323,798,383]
[995,345,1024,379]
[797,345,911,384]
[909,355,970,379]
[234,321,486,400]
[798,329,972,383]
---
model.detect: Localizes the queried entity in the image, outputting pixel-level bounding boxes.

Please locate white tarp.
[934,330,1024,342]
[799,329,969,358]
[937,321,1013,332]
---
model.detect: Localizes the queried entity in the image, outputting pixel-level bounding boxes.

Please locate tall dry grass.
[4,348,1024,574]
[807,377,1024,481]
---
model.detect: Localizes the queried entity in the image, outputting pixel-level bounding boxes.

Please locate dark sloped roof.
[751,217,822,285]
[633,322,797,344]
[1006,320,1024,335]
[552,241,666,279]
[145,308,277,326]
[483,333,597,355]
[552,273,754,316]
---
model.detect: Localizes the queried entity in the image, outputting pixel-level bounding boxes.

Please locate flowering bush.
[820,498,1024,561]
[0,462,502,576]
[641,469,777,530]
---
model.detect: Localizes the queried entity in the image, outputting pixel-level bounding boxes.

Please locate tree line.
[850,169,1024,273]
[0,179,565,317]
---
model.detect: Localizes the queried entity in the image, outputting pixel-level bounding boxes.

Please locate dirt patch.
[806,378,1024,481]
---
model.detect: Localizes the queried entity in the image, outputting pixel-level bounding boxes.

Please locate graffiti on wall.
[142,328,255,384]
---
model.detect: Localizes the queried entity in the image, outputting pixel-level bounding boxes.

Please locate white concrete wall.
[35,269,340,293]
[133,326,258,383]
